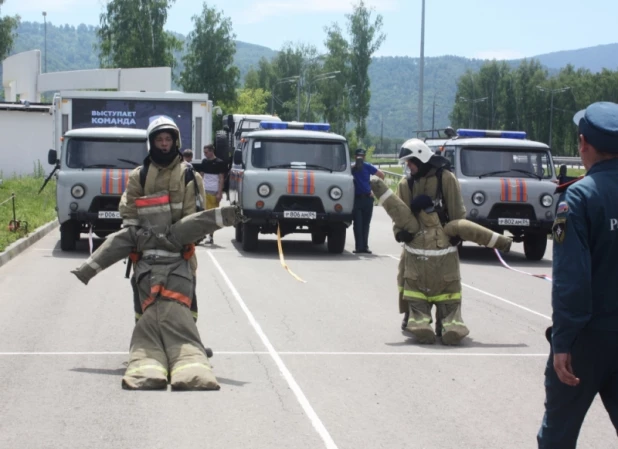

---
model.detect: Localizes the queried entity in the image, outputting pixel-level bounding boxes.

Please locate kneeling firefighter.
[392,139,470,345]
[72,192,244,390]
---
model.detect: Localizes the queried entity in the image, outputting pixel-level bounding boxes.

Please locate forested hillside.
[3,21,617,141]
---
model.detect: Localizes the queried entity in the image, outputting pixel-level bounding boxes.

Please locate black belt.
[355,193,371,197]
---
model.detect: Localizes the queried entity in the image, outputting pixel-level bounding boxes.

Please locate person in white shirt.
[199,144,226,244]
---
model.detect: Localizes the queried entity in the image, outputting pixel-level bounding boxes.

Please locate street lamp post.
[271,76,299,115]
[342,84,356,134]
[536,85,571,149]
[418,0,425,132]
[42,12,47,73]
[304,71,341,117]
[458,96,488,128]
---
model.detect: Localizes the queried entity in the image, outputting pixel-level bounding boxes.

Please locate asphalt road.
[0,205,614,449]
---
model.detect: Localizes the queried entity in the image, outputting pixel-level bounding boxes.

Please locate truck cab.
[228,121,354,253]
[434,129,558,260]
[44,90,213,251]
[48,128,148,250]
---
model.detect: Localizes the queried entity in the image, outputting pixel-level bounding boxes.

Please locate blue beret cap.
[573,102,618,153]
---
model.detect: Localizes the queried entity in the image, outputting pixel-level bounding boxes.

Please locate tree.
[0,0,20,61]
[233,88,270,114]
[179,2,239,105]
[322,23,352,135]
[96,0,180,70]
[346,0,385,141]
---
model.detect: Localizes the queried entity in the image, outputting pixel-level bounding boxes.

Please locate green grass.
[0,173,57,252]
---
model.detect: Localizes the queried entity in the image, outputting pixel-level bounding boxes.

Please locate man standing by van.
[352,148,384,254]
[199,144,227,244]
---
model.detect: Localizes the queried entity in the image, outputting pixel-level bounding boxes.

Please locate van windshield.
[251,139,348,172]
[66,138,148,169]
[460,147,553,179]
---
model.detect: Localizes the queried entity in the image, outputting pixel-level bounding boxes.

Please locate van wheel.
[311,230,326,245]
[241,223,258,252]
[327,226,346,254]
[523,232,547,261]
[60,221,77,251]
[235,223,243,243]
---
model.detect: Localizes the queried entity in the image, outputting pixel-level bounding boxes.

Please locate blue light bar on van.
[456,129,527,140]
[259,121,331,132]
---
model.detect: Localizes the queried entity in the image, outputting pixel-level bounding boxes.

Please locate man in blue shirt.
[351,149,384,254]
[537,102,618,448]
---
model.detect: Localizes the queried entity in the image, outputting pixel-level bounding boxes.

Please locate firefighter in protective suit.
[71,192,245,390]
[119,116,206,322]
[391,139,473,345]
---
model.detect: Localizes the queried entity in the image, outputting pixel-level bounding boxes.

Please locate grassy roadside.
[0,173,57,252]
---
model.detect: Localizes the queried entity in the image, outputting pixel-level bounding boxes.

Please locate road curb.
[0,219,59,269]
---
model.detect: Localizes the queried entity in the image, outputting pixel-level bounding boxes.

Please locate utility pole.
[431,94,436,137]
[380,113,384,153]
[417,0,426,132]
[42,11,47,73]
[536,85,571,149]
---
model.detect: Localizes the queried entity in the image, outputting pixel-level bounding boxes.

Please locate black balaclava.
[149,130,181,167]
[409,155,450,180]
[410,157,432,180]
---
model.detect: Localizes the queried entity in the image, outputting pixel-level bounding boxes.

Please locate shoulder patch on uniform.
[556,201,569,216]
[552,217,567,244]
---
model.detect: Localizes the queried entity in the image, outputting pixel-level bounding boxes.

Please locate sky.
[3,0,618,60]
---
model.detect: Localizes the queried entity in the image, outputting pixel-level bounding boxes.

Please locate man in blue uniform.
[537,101,618,448]
[351,148,384,254]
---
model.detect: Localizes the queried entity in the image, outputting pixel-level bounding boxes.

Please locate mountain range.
[3,21,618,139]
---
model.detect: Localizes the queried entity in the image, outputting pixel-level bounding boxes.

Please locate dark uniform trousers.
[353,194,374,251]
[537,329,618,448]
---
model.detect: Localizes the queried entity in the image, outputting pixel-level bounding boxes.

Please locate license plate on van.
[283,211,317,220]
[498,218,530,226]
[98,211,121,219]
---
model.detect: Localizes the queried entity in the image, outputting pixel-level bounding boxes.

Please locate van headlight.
[540,194,554,208]
[71,184,86,199]
[329,186,343,200]
[257,183,271,197]
[472,191,485,206]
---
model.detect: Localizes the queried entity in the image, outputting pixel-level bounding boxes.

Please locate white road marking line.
[0,351,547,357]
[462,283,551,321]
[207,250,339,449]
[385,254,551,321]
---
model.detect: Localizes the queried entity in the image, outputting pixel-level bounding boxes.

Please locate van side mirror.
[233,150,243,166]
[48,149,58,165]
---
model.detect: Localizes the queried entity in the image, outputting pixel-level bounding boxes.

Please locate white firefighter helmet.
[146,116,181,152]
[398,138,433,165]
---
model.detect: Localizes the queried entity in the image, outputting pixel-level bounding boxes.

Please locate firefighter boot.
[159,301,220,391]
[405,300,436,344]
[436,301,469,346]
[122,307,169,390]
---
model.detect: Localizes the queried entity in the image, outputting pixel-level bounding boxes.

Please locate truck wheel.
[327,226,346,254]
[60,221,77,251]
[235,223,243,243]
[311,230,326,245]
[241,222,258,252]
[215,130,230,164]
[523,232,548,261]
